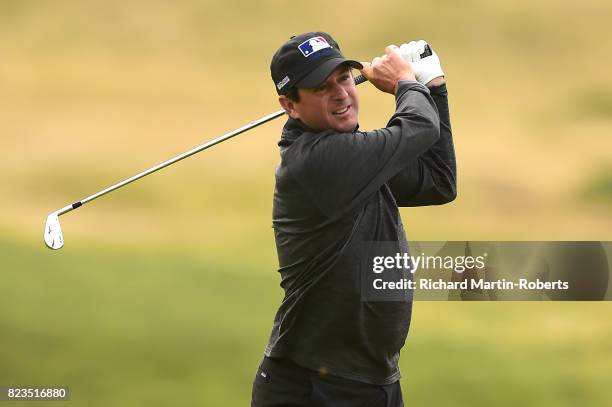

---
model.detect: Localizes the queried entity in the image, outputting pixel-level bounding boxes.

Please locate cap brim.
[297,58,363,89]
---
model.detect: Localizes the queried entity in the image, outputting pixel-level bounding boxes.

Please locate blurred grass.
[574,87,612,119]
[0,236,279,406]
[1,0,612,405]
[1,237,611,406]
[579,169,612,205]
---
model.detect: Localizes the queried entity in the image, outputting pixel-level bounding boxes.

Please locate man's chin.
[332,118,359,133]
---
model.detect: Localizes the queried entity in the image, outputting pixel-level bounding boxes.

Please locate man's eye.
[340,74,351,82]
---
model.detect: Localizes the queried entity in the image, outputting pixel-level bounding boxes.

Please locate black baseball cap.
[270,32,363,95]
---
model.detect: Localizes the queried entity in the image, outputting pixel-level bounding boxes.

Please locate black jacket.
[265,80,456,384]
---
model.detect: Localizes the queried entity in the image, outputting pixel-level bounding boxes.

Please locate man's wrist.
[426,76,445,87]
[394,80,427,97]
[399,73,416,82]
[394,75,417,93]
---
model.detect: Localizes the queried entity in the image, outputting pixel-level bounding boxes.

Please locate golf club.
[44,45,432,250]
[43,108,286,250]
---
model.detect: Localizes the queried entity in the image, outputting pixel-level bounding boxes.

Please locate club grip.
[420,44,433,58]
[353,74,368,85]
[353,44,433,86]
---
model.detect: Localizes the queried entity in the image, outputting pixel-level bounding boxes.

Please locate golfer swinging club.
[252,32,456,406]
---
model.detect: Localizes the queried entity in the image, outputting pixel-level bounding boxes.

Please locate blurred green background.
[1,0,611,405]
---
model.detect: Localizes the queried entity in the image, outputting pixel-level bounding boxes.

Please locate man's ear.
[278,95,300,120]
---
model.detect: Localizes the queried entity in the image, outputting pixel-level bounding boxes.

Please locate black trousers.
[251,357,404,407]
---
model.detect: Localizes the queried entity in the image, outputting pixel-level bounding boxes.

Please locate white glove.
[397,40,444,85]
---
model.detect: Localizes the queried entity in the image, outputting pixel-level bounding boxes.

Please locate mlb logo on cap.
[298,36,331,57]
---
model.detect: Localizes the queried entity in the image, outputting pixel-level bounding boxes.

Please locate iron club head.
[44,212,64,250]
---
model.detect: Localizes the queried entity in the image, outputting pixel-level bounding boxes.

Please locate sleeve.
[286,80,441,219]
[387,83,457,206]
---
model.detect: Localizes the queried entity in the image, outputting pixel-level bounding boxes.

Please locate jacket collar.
[279,117,313,147]
[278,117,360,147]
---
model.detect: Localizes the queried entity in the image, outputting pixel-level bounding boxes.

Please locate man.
[251,32,456,406]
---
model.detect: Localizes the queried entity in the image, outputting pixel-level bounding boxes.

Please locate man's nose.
[330,83,349,100]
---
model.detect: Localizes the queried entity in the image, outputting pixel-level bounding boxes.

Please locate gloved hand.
[396,40,444,85]
[360,45,416,94]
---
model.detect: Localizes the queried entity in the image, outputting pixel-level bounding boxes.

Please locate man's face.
[283,65,359,133]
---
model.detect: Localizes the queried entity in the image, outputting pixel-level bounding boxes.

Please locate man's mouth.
[332,105,350,115]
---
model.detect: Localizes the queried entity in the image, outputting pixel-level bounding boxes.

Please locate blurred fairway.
[1,0,612,405]
[1,238,611,406]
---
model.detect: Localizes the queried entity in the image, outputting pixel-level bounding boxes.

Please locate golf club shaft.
[55,108,287,217]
